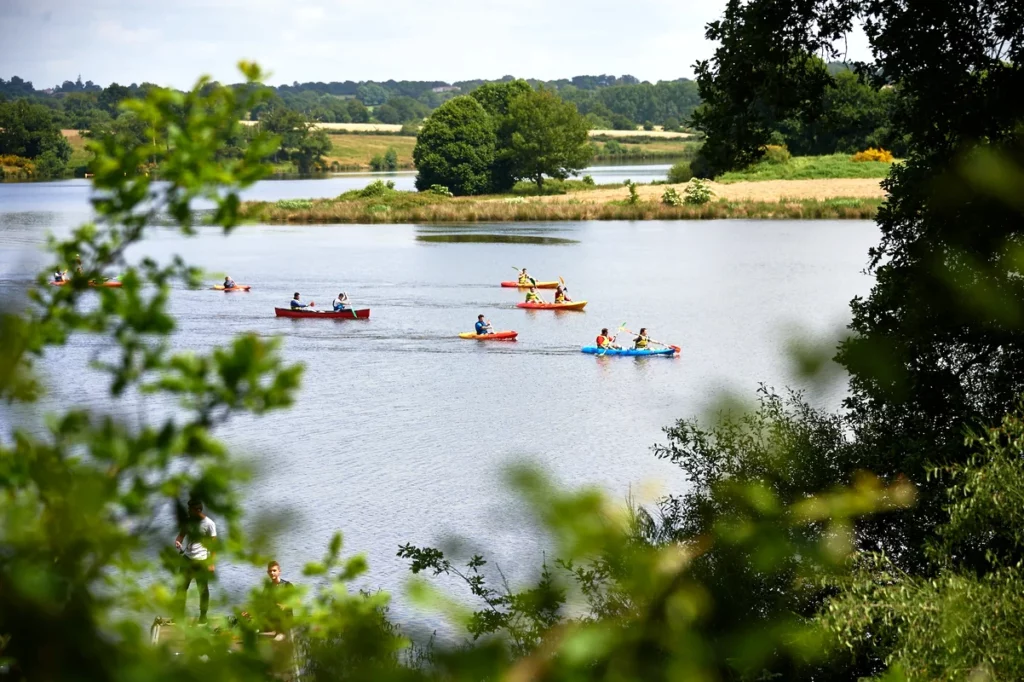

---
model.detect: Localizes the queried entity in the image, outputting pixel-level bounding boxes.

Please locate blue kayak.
[581,346,677,357]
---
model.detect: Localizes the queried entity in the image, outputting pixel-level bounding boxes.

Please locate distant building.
[431,86,461,93]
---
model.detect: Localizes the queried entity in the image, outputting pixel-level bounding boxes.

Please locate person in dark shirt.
[290,292,311,309]
[475,315,493,335]
[267,560,292,589]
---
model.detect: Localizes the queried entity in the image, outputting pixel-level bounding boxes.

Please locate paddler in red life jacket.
[596,328,620,350]
[524,286,543,304]
[554,284,571,303]
[290,292,312,309]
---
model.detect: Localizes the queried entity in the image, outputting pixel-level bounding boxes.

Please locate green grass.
[62,130,94,170]
[325,133,416,171]
[716,154,896,183]
[241,191,882,224]
[591,139,699,162]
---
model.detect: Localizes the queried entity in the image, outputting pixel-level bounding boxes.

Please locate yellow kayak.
[500,280,559,289]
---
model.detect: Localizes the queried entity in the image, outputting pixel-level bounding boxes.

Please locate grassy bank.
[324,133,416,171]
[242,188,881,224]
[717,153,895,182]
[591,138,698,163]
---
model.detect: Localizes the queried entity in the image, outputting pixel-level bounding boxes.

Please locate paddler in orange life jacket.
[524,286,543,304]
[554,284,571,303]
[596,328,620,350]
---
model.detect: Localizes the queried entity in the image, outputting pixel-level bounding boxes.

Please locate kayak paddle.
[620,326,681,354]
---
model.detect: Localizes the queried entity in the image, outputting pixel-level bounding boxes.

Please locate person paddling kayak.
[475,315,494,335]
[53,270,68,283]
[518,268,532,285]
[223,275,237,290]
[596,328,620,350]
[290,292,312,309]
[524,287,543,304]
[554,284,571,303]
[634,328,650,349]
[333,292,350,311]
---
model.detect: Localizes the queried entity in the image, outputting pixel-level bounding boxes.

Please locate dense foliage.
[412,96,496,195]
[688,0,1024,675]
[414,81,592,195]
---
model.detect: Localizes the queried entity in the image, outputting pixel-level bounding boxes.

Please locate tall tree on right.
[690,0,1024,571]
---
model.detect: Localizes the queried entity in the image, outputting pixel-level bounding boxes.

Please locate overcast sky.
[0,0,872,89]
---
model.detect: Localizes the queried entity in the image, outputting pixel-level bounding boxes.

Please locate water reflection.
[416,234,579,245]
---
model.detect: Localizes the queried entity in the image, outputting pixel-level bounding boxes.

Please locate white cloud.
[93,19,161,45]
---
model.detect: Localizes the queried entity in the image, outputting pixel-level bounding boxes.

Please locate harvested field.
[535,178,887,204]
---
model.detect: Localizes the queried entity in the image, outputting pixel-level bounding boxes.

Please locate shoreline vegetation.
[241,178,884,224]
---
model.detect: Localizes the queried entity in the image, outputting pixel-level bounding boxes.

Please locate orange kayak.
[211,284,251,291]
[516,300,587,311]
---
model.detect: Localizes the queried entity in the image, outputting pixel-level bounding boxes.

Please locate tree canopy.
[412,96,495,195]
[414,80,592,195]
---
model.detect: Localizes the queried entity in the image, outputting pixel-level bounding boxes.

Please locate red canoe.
[274,307,370,319]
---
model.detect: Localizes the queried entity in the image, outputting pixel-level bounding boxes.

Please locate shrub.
[603,140,625,155]
[851,147,895,162]
[275,199,313,210]
[399,121,421,136]
[609,113,636,131]
[667,160,693,184]
[0,154,36,178]
[358,179,396,197]
[663,116,681,132]
[625,179,640,205]
[643,121,655,131]
[581,175,595,186]
[369,147,400,172]
[426,184,453,197]
[684,178,714,205]
[662,187,684,206]
[762,144,792,165]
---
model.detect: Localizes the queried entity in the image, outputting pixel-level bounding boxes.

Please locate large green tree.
[690,0,1024,574]
[0,99,72,177]
[412,96,495,195]
[504,88,592,192]
[470,80,533,191]
[258,105,330,172]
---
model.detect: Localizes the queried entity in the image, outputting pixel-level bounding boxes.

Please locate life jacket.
[597,335,609,348]
[635,336,649,349]
[555,293,565,303]
[525,292,540,302]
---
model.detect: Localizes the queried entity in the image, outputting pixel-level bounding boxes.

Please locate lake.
[0,179,878,631]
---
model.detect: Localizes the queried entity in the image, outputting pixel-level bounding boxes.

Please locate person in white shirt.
[174,499,217,623]
[332,292,350,312]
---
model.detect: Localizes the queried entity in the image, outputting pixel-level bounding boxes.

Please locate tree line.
[1,65,905,181]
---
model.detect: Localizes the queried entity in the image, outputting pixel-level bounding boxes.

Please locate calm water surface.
[0,180,878,629]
